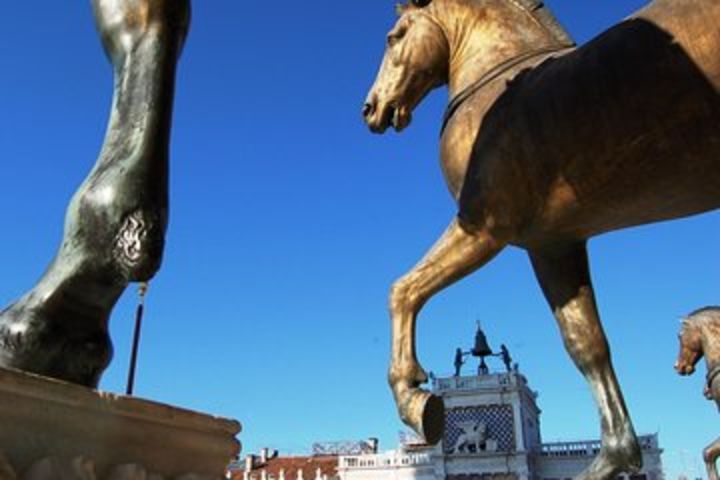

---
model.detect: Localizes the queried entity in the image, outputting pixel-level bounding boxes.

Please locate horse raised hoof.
[394,386,445,445]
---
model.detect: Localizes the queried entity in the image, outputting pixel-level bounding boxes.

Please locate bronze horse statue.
[363,0,720,478]
[676,307,720,480]
[0,0,190,387]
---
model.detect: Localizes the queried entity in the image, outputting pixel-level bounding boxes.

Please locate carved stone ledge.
[0,367,241,480]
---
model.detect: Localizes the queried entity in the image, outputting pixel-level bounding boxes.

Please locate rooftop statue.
[0,0,191,387]
[363,0,720,478]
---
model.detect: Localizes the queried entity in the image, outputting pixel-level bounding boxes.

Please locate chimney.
[245,455,255,472]
[260,448,269,464]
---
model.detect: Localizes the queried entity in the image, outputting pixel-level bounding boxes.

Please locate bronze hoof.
[400,389,445,445]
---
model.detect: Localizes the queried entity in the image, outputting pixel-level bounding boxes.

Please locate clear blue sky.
[0,2,717,479]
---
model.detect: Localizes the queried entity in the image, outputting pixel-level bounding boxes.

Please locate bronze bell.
[472,326,493,357]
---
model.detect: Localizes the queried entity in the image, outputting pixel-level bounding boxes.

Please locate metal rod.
[126,282,148,396]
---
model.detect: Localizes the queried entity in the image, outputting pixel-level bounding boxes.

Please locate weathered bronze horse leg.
[0,0,190,387]
[389,218,503,443]
[530,242,641,479]
[704,437,720,480]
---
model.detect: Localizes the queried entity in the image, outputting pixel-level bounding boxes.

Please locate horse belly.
[533,140,720,243]
[546,4,720,239]
[530,81,720,240]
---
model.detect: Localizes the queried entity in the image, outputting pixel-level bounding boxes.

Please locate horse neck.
[700,321,720,370]
[437,0,572,97]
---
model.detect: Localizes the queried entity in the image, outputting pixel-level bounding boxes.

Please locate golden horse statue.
[363,0,720,478]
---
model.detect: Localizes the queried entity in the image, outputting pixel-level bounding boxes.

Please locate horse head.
[675,317,705,375]
[362,0,573,134]
[363,0,449,133]
[676,307,720,376]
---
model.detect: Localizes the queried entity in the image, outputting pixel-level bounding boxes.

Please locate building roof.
[234,455,339,480]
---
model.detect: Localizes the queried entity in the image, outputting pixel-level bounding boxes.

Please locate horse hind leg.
[704,437,720,480]
[529,242,641,480]
[389,218,504,444]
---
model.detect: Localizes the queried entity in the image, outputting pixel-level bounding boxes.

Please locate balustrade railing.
[339,451,433,470]
[539,435,659,457]
[432,373,517,392]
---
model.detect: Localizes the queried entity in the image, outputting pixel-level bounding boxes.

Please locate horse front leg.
[389,218,503,444]
[704,437,720,480]
[0,0,190,387]
[529,242,641,480]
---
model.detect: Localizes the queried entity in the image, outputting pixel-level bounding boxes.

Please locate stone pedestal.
[0,367,241,480]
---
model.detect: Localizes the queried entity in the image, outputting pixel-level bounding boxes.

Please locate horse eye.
[387,25,407,46]
[412,0,432,6]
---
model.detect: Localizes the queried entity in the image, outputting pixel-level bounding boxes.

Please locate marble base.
[0,367,240,480]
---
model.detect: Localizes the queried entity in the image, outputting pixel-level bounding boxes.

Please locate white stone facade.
[339,451,436,480]
[534,436,664,480]
[337,372,663,480]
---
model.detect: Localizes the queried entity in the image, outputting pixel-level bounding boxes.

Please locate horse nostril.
[363,102,374,118]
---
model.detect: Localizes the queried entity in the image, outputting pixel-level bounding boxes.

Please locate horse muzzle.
[363,96,412,134]
[674,361,695,375]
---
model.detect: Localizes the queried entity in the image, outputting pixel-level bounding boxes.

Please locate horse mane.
[398,0,574,47]
[682,306,720,340]
[687,306,720,318]
[508,0,575,47]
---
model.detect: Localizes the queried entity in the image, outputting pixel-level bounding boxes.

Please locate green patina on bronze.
[0,0,191,387]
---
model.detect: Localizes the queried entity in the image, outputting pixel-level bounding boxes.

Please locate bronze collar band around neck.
[440,44,573,136]
[707,364,720,392]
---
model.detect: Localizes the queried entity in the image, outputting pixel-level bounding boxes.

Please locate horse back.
[636,0,720,87]
[455,0,720,245]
